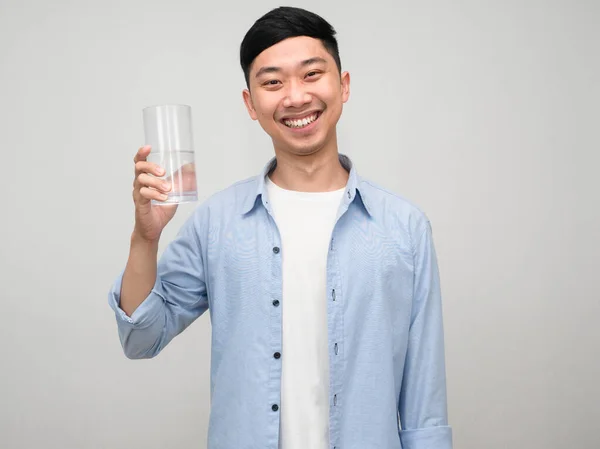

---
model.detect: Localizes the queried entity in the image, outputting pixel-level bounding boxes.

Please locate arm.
[108,212,209,359]
[120,232,160,317]
[399,220,453,449]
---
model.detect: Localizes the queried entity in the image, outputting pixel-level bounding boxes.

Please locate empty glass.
[142,104,198,205]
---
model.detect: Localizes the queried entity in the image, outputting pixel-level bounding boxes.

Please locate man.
[109,6,453,449]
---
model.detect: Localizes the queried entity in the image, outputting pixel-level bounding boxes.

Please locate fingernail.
[163,182,171,190]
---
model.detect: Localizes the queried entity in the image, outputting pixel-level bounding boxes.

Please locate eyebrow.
[254,57,328,79]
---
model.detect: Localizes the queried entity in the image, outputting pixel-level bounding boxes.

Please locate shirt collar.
[240,153,373,217]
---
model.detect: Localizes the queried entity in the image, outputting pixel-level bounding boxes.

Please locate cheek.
[322,94,342,117]
[318,83,343,109]
[254,96,279,121]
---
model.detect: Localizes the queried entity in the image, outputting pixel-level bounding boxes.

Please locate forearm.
[108,215,209,359]
[120,231,159,317]
[398,219,453,448]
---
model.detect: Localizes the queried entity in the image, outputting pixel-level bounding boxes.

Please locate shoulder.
[358,176,432,244]
[188,175,258,222]
[209,175,257,206]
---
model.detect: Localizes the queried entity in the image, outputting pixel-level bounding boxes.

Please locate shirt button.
[332,289,336,301]
[347,191,351,199]
[272,404,279,412]
[334,343,338,355]
[334,394,338,406]
[272,300,280,307]
[272,246,280,254]
[274,352,281,359]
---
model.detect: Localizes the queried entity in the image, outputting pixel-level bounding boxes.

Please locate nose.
[282,81,312,109]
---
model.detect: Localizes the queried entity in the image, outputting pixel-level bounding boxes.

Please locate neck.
[269,134,348,193]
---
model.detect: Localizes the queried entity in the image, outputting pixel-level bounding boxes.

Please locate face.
[242,36,350,158]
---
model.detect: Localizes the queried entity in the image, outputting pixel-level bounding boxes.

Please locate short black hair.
[240,6,342,88]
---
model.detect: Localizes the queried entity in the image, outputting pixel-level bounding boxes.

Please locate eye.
[262,79,280,86]
[305,70,323,81]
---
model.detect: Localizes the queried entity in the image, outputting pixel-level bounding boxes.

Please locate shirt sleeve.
[107,211,209,359]
[399,219,453,449]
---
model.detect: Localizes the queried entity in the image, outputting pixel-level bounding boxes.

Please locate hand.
[131,145,178,243]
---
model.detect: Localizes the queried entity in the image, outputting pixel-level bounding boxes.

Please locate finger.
[135,161,165,178]
[169,163,194,183]
[180,162,195,174]
[175,163,197,191]
[135,173,172,193]
[139,186,169,202]
[132,186,150,206]
[133,145,152,163]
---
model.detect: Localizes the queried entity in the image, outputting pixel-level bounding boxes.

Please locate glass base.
[152,191,198,206]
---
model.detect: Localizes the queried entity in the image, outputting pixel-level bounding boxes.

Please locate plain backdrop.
[1,0,598,448]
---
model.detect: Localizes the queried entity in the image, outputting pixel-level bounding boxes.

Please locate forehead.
[251,36,331,74]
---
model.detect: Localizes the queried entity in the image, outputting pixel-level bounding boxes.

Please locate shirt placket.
[327,188,353,449]
[264,203,283,449]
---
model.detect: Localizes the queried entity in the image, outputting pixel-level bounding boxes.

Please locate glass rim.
[142,103,192,111]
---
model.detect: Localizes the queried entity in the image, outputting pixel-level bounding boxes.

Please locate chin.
[266,118,336,157]
[277,139,330,157]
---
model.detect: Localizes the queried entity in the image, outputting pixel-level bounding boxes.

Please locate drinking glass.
[142,104,198,205]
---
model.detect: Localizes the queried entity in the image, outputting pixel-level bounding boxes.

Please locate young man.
[109,6,453,449]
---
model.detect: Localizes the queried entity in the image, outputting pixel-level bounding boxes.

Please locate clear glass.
[142,104,198,205]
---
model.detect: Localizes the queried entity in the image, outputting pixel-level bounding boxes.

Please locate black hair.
[240,6,342,88]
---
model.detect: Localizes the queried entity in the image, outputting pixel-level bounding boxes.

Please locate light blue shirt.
[108,154,453,449]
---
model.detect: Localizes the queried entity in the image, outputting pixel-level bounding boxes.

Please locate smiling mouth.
[281,111,321,129]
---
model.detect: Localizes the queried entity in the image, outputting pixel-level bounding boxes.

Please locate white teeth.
[284,112,319,128]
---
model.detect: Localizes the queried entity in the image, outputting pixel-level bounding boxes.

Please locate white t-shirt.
[265,175,345,449]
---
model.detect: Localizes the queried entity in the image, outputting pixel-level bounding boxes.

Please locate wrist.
[130,230,160,250]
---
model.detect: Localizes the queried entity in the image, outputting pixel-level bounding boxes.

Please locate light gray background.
[1,0,598,448]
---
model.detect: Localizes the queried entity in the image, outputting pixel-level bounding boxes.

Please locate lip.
[280,110,321,121]
[279,111,322,133]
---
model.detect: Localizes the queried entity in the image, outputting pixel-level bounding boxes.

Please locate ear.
[340,71,350,103]
[242,88,258,120]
